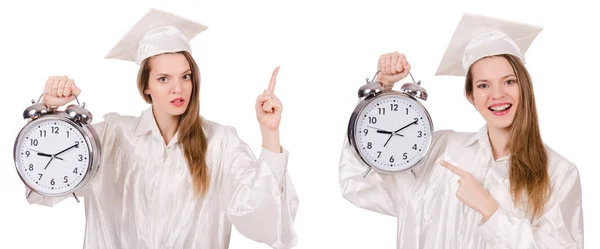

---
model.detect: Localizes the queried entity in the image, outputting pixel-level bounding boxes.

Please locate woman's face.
[468,56,520,130]
[145,53,193,117]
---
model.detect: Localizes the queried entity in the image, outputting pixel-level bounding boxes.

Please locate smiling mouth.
[171,98,184,103]
[488,104,512,112]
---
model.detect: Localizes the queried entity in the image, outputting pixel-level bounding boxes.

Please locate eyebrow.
[474,74,517,84]
[155,69,191,77]
[501,74,516,79]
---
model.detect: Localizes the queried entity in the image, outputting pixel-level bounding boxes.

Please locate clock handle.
[369,70,419,89]
[73,193,80,203]
[36,92,85,108]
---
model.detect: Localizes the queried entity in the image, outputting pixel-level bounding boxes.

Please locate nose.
[491,82,505,99]
[172,80,182,94]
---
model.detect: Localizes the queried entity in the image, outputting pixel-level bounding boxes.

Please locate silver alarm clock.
[13,93,101,202]
[347,71,434,177]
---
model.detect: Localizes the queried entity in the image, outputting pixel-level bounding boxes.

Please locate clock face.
[354,94,433,172]
[15,118,91,195]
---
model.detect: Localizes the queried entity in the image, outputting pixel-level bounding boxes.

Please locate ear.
[466,93,477,110]
[467,94,474,105]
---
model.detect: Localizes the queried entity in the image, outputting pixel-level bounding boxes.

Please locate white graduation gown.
[340,126,584,249]
[26,107,299,249]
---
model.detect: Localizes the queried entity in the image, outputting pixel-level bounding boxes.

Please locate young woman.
[26,9,298,249]
[339,14,583,248]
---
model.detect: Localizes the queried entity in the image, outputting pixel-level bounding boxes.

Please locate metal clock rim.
[13,113,101,197]
[348,90,435,174]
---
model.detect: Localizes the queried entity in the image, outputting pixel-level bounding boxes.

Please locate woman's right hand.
[42,76,81,107]
[376,52,411,88]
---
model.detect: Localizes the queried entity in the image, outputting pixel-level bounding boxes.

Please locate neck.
[152,107,179,145]
[487,125,511,160]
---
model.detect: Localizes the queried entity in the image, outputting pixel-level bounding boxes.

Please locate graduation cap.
[435,13,543,77]
[104,8,208,65]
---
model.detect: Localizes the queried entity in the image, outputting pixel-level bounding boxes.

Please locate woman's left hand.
[256,66,283,152]
[441,160,499,222]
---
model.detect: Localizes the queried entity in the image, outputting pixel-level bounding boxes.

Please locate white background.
[1,0,598,248]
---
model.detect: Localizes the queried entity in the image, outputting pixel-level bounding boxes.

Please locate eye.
[505,79,517,85]
[182,74,191,80]
[158,77,168,83]
[476,83,488,89]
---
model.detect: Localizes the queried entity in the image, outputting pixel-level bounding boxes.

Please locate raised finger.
[440,160,467,177]
[268,66,279,92]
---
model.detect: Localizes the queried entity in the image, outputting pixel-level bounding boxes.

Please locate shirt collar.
[134,107,179,146]
[464,125,490,148]
[464,124,511,161]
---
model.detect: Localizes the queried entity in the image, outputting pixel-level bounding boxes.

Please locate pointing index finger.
[268,66,280,92]
[440,160,467,177]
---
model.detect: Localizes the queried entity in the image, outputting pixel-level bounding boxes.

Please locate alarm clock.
[13,93,101,202]
[347,71,434,177]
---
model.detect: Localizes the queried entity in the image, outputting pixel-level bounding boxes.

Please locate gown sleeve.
[219,126,299,249]
[25,113,115,207]
[477,163,584,249]
[339,129,451,216]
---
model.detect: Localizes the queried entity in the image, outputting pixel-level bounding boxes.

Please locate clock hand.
[44,157,54,170]
[27,148,47,154]
[394,119,418,134]
[368,126,391,132]
[26,148,63,160]
[37,153,64,160]
[383,133,393,147]
[368,126,404,137]
[54,143,79,157]
[376,130,404,137]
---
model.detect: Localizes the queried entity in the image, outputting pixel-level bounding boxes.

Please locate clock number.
[377,151,382,158]
[52,126,59,134]
[73,168,78,174]
[50,178,55,186]
[405,108,408,115]
[40,130,47,137]
[38,173,43,180]
[31,139,38,146]
[417,131,422,138]
[66,131,70,138]
[63,176,68,183]
[390,104,398,111]
[367,142,372,149]
[389,156,395,162]
[25,151,30,157]
[414,117,418,123]
[369,117,377,124]
[412,144,417,150]
[28,164,34,171]
[378,108,386,115]
[403,153,408,160]
[78,155,83,162]
[363,129,368,135]
[75,141,80,147]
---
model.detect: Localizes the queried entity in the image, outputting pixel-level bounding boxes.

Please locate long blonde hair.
[465,54,550,220]
[137,51,210,197]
